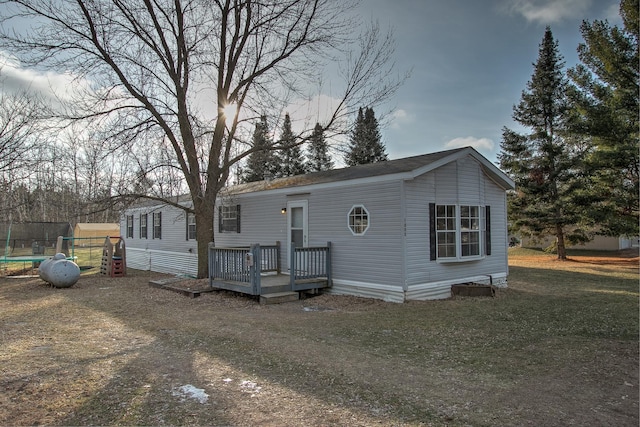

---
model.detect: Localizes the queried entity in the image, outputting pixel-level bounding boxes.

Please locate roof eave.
[408,147,515,190]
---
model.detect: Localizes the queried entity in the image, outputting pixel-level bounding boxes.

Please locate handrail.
[209,241,331,294]
[208,242,281,292]
[209,245,252,283]
[290,242,332,288]
[260,242,281,273]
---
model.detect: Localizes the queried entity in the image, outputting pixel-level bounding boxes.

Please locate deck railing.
[208,246,252,283]
[208,241,331,295]
[290,242,332,289]
[260,242,281,273]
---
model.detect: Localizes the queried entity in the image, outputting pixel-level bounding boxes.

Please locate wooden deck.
[208,242,332,299]
[209,273,330,295]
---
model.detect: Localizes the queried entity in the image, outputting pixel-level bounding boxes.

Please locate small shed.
[73,223,121,239]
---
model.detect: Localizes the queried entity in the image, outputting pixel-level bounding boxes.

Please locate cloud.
[389,108,413,129]
[506,0,592,24]
[445,136,495,152]
[603,2,622,23]
[0,51,87,102]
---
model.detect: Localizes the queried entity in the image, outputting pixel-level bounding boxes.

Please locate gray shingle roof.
[229,147,471,194]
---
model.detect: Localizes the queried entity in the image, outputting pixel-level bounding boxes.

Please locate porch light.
[281,207,287,214]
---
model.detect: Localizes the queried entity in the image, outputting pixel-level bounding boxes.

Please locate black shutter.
[236,205,241,233]
[485,206,491,256]
[185,213,189,241]
[429,203,436,261]
[218,206,223,233]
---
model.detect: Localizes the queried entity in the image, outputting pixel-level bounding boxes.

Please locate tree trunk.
[556,224,567,260]
[194,201,215,279]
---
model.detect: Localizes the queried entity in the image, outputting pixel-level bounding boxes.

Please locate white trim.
[435,203,484,261]
[347,204,370,236]
[400,179,408,292]
[287,200,308,269]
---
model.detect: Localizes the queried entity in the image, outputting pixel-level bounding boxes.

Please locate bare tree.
[0,86,48,222]
[0,0,405,277]
[0,89,42,179]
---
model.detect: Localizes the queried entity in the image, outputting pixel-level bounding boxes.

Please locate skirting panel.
[127,248,198,277]
[406,272,508,301]
[325,272,509,303]
[325,279,405,303]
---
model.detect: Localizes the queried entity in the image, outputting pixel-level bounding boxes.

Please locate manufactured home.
[122,147,515,302]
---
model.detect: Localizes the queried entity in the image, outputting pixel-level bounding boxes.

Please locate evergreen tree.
[307,122,334,172]
[499,27,585,260]
[344,107,388,166]
[242,116,275,183]
[567,0,639,237]
[273,113,307,177]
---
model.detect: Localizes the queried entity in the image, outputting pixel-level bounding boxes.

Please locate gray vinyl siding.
[306,181,404,288]
[214,193,286,248]
[122,203,197,262]
[405,158,509,286]
[214,180,405,288]
[404,173,434,284]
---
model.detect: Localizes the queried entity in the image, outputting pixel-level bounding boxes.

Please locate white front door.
[287,200,308,269]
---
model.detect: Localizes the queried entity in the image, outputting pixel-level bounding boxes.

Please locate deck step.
[259,291,299,305]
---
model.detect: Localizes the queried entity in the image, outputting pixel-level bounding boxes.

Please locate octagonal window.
[348,205,369,235]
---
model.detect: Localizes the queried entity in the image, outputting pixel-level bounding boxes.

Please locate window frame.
[218,204,241,233]
[432,204,485,262]
[347,204,370,236]
[126,215,134,239]
[152,211,162,239]
[459,205,481,257]
[140,213,148,239]
[186,212,196,240]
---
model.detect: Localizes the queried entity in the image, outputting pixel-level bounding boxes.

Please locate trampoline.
[1,221,73,272]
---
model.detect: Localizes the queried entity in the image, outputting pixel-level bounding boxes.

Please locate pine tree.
[499,27,585,260]
[344,107,388,166]
[273,113,306,177]
[567,0,639,237]
[307,122,334,172]
[242,116,275,183]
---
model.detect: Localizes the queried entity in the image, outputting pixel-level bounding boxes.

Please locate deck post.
[207,242,215,288]
[289,244,296,290]
[250,244,261,295]
[275,241,281,274]
[326,241,332,287]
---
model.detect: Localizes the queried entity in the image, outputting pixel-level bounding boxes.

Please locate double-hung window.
[187,212,196,240]
[436,205,457,258]
[459,206,481,257]
[431,204,485,261]
[126,215,134,238]
[140,214,148,239]
[153,212,162,239]
[219,205,240,233]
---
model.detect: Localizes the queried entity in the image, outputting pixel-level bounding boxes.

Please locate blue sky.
[359,0,622,164]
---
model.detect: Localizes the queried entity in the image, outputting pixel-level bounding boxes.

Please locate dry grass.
[0,249,638,426]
